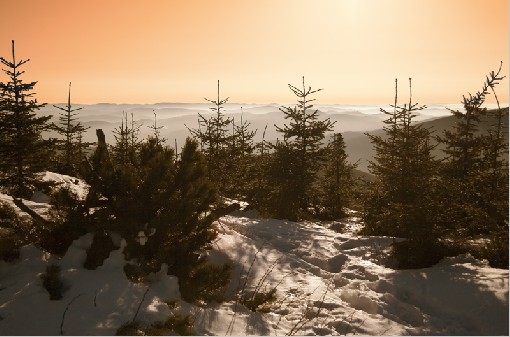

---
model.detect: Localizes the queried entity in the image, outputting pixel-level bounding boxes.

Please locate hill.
[343,107,509,172]
[40,103,435,151]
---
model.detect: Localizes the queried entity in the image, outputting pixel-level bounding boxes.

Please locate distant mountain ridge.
[343,107,509,172]
[41,103,433,145]
[39,103,507,173]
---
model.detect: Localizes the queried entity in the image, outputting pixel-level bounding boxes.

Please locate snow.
[38,171,90,200]
[0,173,508,335]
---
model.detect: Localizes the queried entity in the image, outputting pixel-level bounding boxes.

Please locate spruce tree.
[147,111,166,145]
[52,82,91,175]
[163,137,219,275]
[120,136,176,272]
[232,109,256,157]
[229,109,257,199]
[363,79,439,267]
[118,136,221,277]
[187,80,234,195]
[317,133,356,219]
[0,40,52,198]
[268,76,334,220]
[265,139,302,219]
[112,111,141,167]
[438,64,507,236]
[129,113,142,159]
[479,71,509,268]
[250,124,270,210]
[479,63,508,233]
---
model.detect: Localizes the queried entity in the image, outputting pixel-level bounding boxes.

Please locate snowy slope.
[0,174,508,335]
[212,214,508,335]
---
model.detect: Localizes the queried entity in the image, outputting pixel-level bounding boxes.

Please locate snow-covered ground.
[0,174,508,335]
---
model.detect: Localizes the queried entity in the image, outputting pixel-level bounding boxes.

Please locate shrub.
[0,202,23,262]
[40,264,65,300]
[40,223,87,257]
[470,232,509,269]
[0,228,20,262]
[148,313,195,336]
[391,238,445,269]
[483,233,509,269]
[178,261,232,304]
[84,231,118,270]
[85,136,222,287]
[233,252,284,314]
[241,288,277,313]
[0,201,17,225]
[41,187,88,256]
[115,321,145,336]
[123,263,146,284]
[116,303,195,336]
[329,222,346,233]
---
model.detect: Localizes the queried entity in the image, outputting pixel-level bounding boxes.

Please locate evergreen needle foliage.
[0,201,25,261]
[436,63,508,268]
[228,109,258,199]
[187,80,235,195]
[147,112,165,145]
[51,82,91,176]
[266,76,335,220]
[187,82,259,200]
[1,37,506,286]
[0,41,52,198]
[112,111,142,167]
[41,264,65,300]
[363,78,440,268]
[437,63,508,238]
[80,132,222,280]
[316,133,356,219]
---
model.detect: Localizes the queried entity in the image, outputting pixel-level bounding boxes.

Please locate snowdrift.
[0,173,508,335]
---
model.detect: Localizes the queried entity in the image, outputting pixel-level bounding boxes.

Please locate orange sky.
[0,0,508,104]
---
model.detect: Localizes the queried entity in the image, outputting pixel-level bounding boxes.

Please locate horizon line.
[42,101,509,106]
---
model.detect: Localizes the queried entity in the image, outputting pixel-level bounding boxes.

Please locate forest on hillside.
[0,41,508,334]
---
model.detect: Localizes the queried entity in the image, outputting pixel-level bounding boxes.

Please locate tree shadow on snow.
[379,259,508,335]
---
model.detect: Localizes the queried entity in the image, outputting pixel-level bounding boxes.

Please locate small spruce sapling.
[187,80,234,195]
[51,82,90,175]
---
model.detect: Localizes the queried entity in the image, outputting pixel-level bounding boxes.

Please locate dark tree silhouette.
[52,82,91,175]
[0,40,52,198]
[317,133,356,219]
[112,111,141,167]
[363,78,439,268]
[438,63,508,237]
[147,111,165,145]
[187,80,234,194]
[228,108,257,199]
[267,76,335,220]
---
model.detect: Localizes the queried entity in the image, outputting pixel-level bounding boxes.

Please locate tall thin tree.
[363,78,439,268]
[187,80,234,194]
[52,82,90,175]
[318,133,356,219]
[269,76,335,220]
[0,40,52,198]
[438,64,507,236]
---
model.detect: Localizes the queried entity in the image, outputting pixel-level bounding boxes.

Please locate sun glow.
[0,0,507,104]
